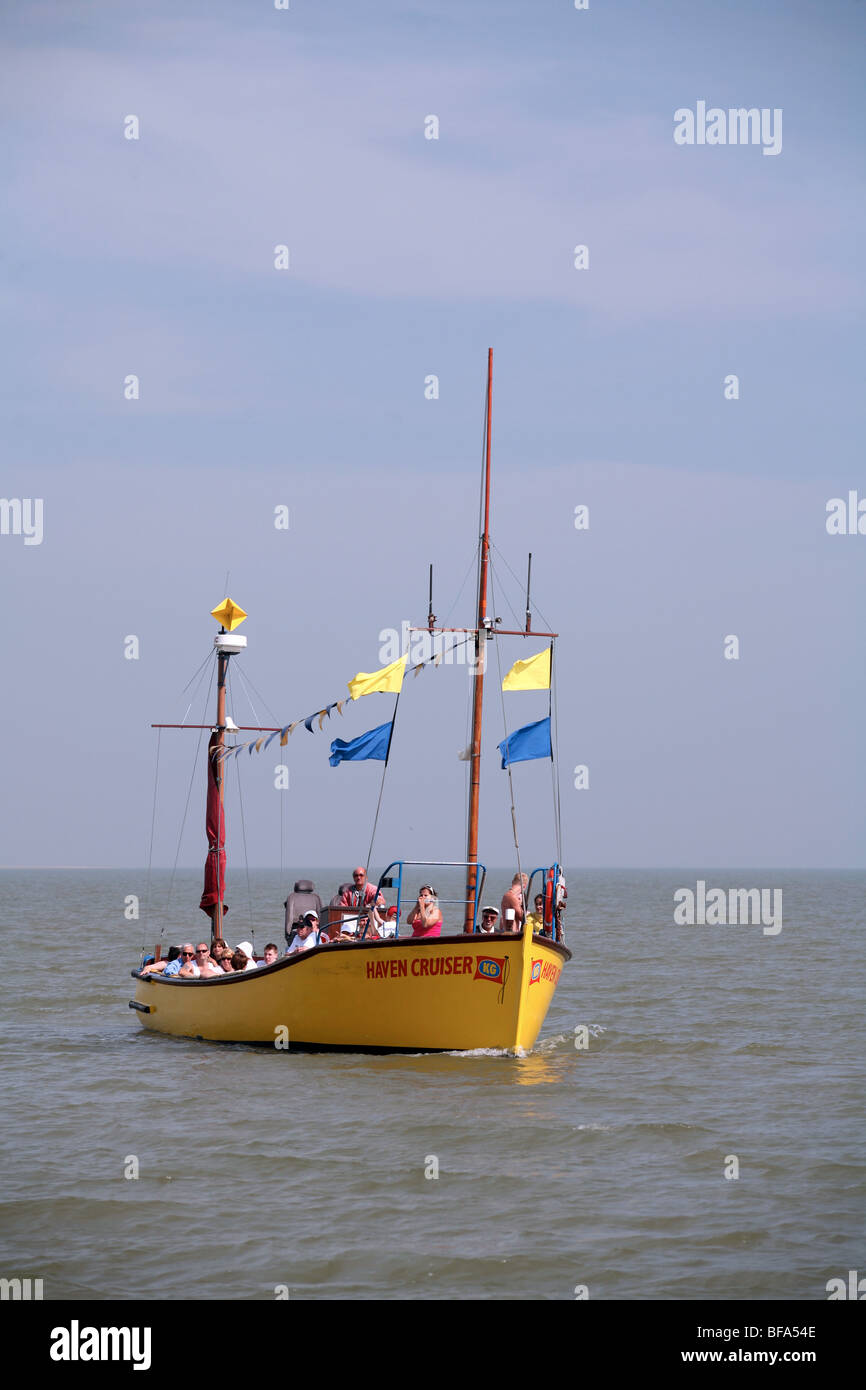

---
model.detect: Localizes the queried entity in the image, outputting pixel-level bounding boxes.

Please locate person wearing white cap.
[479,905,500,934]
[234,941,259,971]
[287,912,330,954]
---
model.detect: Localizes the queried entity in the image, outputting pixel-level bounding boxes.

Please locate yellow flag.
[502,647,551,691]
[347,654,407,700]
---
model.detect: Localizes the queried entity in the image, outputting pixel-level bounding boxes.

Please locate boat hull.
[131,931,570,1052]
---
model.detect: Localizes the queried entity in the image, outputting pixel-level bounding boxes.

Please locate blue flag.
[498,716,551,768]
[329,720,393,767]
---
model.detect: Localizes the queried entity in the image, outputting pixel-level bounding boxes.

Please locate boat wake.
[443,1046,518,1059]
[443,1026,606,1060]
[532,1024,607,1052]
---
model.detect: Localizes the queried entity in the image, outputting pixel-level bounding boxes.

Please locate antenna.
[427,563,436,631]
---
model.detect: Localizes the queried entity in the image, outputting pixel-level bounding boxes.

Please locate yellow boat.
[131,925,569,1052]
[130,349,570,1052]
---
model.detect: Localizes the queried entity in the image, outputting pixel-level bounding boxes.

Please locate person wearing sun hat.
[479,906,500,934]
[233,941,258,971]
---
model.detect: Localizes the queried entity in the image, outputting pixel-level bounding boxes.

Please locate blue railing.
[525,861,562,937]
[372,860,488,937]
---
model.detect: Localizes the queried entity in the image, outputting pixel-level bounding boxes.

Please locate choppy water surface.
[1,868,862,1300]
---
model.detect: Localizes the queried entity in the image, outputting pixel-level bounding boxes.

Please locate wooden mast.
[464,347,493,933]
[204,597,246,942]
[213,640,228,941]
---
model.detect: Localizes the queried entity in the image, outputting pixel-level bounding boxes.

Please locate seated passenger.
[139,945,182,975]
[478,905,500,933]
[339,866,386,935]
[232,941,259,972]
[217,948,234,972]
[259,943,279,967]
[166,943,196,976]
[179,942,212,978]
[407,886,442,938]
[325,916,360,944]
[194,942,224,978]
[379,905,399,938]
[500,873,528,933]
[525,894,545,934]
[287,911,330,953]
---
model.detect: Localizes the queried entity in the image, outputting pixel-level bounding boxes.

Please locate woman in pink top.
[407,885,443,938]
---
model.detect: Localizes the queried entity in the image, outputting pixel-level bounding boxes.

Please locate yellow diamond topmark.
[211,598,248,631]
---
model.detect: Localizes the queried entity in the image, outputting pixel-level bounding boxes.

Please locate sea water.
[0,868,862,1300]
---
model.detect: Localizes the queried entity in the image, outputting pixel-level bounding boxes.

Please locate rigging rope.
[225,664,256,938]
[550,642,564,867]
[179,647,215,713]
[280,746,285,891]
[463,539,482,854]
[234,664,283,730]
[234,744,256,942]
[489,541,557,634]
[164,656,215,927]
[494,562,524,633]
[489,563,525,910]
[489,544,564,870]
[142,727,162,957]
[442,549,479,628]
[363,692,400,888]
[232,663,263,729]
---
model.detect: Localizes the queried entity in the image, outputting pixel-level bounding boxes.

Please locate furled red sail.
[199,732,227,921]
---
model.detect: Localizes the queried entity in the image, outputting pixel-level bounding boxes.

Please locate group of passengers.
[139,868,562,977]
[140,939,280,977]
[317,867,560,939]
[332,867,557,939]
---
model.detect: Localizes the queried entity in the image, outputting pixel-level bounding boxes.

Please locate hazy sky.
[1,0,864,877]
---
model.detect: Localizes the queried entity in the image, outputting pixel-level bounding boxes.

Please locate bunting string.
[217,635,474,762]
